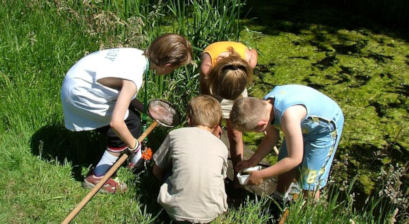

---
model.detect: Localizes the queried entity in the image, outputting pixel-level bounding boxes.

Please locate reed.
[143,0,244,120]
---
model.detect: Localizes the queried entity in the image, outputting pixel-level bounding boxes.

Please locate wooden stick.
[62,121,158,224]
[278,208,289,224]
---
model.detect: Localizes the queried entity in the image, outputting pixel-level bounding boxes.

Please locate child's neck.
[196,125,212,132]
[196,125,221,137]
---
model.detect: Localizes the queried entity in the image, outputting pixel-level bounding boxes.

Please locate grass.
[0,0,407,223]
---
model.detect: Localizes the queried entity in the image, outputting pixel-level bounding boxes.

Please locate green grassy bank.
[0,0,407,223]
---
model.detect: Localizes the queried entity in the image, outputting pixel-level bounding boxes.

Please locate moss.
[381,157,392,165]
[239,0,409,198]
[358,174,376,195]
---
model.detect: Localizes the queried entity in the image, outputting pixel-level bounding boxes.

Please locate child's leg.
[94,110,142,176]
[276,169,298,195]
[84,110,142,193]
[303,188,320,199]
[94,150,121,176]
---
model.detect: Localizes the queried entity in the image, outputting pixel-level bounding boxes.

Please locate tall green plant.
[143,0,244,122]
[168,0,243,48]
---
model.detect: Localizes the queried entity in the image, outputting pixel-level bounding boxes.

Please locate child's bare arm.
[110,79,138,149]
[200,53,212,76]
[152,135,171,181]
[251,106,305,183]
[250,126,279,165]
[235,126,279,172]
[200,53,212,94]
[246,48,258,69]
[280,106,305,166]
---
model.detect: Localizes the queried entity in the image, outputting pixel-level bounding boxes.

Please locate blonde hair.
[208,50,252,100]
[187,95,222,128]
[145,33,193,67]
[230,97,267,131]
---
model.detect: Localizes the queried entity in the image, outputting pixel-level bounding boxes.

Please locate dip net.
[147,100,180,127]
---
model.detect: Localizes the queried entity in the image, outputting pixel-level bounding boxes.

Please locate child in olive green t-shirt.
[153,95,228,223]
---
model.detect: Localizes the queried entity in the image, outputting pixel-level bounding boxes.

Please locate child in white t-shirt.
[61,34,192,193]
[153,95,228,223]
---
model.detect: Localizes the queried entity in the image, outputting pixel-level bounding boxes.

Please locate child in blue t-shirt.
[230,84,344,200]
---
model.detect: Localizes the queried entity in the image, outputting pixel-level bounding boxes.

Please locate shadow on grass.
[134,168,171,224]
[29,123,171,182]
[30,124,107,181]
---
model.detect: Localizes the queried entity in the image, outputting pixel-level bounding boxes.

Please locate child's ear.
[212,125,222,138]
[255,120,268,132]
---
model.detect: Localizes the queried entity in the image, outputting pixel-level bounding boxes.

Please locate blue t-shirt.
[264,84,342,132]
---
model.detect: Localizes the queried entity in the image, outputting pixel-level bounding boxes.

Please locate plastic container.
[236,165,263,185]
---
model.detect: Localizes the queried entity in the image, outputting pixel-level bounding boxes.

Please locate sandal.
[82,174,127,193]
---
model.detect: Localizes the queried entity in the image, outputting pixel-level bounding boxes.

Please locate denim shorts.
[278,111,344,190]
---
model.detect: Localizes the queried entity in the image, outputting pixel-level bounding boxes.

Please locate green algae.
[239,0,409,200]
[359,173,376,195]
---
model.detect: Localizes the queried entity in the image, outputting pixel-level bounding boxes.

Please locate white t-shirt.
[153,127,228,223]
[61,48,148,131]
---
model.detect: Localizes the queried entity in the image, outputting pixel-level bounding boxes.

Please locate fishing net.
[147,100,180,127]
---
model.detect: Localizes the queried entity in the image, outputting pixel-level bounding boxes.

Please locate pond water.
[239,0,409,204]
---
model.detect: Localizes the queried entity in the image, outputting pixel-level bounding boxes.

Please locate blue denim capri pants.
[278,111,344,191]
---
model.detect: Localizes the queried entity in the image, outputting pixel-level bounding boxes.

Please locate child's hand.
[235,159,253,172]
[247,170,264,185]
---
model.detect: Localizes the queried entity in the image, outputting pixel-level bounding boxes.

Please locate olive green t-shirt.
[153,127,228,223]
